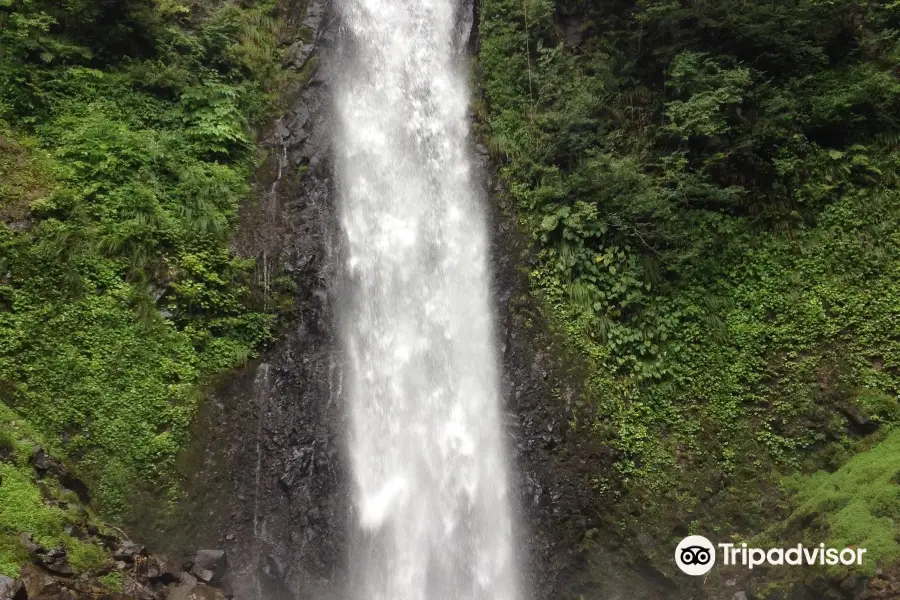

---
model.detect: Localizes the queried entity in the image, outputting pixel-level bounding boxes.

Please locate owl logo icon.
[675,535,716,575]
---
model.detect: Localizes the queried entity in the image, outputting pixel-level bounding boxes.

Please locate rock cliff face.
[167,1,349,599]
[480,149,677,600]
[159,2,678,599]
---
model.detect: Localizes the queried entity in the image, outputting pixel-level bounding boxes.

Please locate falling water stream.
[334,0,520,598]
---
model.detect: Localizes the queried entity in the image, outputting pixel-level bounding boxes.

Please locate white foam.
[333,0,521,598]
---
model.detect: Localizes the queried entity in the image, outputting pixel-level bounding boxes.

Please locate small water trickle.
[262,120,289,311]
[252,362,272,539]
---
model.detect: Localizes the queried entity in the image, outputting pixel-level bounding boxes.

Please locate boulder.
[19,564,74,600]
[30,588,76,600]
[112,541,145,563]
[176,572,197,592]
[167,583,227,600]
[39,547,73,577]
[39,559,73,578]
[62,525,85,540]
[19,533,43,555]
[0,575,27,600]
[142,556,181,585]
[20,564,55,598]
[28,447,90,505]
[30,446,53,472]
[189,551,226,585]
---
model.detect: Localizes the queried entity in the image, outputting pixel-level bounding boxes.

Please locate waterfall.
[333,0,520,598]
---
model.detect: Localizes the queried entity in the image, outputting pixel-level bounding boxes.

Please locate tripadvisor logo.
[675,536,868,576]
[676,535,716,576]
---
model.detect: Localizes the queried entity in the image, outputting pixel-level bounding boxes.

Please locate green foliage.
[770,430,900,576]
[664,52,752,138]
[0,0,285,528]
[0,533,29,579]
[479,0,900,574]
[0,405,118,577]
[0,463,66,550]
[98,571,124,591]
[64,535,109,571]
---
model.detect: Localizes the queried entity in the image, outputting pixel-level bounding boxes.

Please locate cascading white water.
[333,0,520,599]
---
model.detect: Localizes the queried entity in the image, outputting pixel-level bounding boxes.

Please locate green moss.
[0,533,29,579]
[0,462,65,576]
[64,535,110,572]
[98,571,124,592]
[0,464,66,543]
[0,124,54,221]
[777,430,900,575]
[0,403,115,577]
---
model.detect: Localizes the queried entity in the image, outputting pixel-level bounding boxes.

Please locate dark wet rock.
[29,447,91,505]
[39,549,74,577]
[0,576,26,600]
[63,525,85,540]
[215,578,234,600]
[19,532,43,554]
[286,42,316,70]
[838,404,879,434]
[20,564,57,598]
[124,1,347,599]
[144,556,181,585]
[189,550,226,584]
[112,541,145,562]
[31,446,52,471]
[301,0,327,33]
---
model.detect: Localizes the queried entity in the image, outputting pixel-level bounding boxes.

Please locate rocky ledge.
[1,541,234,600]
[1,444,237,600]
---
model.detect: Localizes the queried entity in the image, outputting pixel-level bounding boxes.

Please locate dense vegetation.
[478,0,900,586]
[1,0,897,592]
[0,0,286,575]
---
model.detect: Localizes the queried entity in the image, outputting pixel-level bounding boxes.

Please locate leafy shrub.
[0,0,286,519]
[479,0,900,575]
